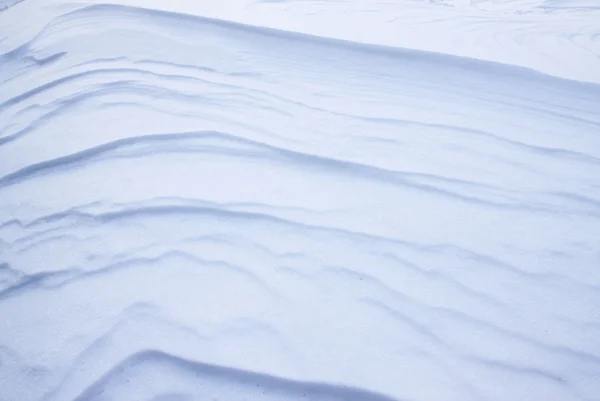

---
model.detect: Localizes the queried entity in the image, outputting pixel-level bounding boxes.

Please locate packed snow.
[1,1,599,401]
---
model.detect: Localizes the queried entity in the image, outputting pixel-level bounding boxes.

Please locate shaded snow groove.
[1,3,600,401]
[71,350,400,401]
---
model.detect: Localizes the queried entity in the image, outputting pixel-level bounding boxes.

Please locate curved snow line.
[3,63,599,149]
[72,349,401,401]
[2,131,598,217]
[3,201,596,292]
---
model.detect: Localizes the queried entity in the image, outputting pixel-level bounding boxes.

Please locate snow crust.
[1,1,599,401]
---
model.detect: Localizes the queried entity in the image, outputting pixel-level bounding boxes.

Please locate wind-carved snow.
[5,0,599,83]
[1,2,600,401]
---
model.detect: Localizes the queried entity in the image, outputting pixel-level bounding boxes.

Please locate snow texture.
[1,1,600,401]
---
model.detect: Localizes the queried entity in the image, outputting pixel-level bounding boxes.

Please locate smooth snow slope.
[1,2,600,401]
[3,0,600,83]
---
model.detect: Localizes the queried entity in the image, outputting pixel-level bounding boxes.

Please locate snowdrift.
[1,3,599,401]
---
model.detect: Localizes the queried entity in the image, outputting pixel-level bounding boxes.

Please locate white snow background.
[1,1,599,401]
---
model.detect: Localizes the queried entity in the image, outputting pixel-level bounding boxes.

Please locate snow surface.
[1,1,600,401]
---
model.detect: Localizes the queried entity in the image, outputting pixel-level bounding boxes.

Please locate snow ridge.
[1,3,600,401]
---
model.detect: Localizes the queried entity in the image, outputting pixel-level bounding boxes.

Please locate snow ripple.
[1,3,600,401]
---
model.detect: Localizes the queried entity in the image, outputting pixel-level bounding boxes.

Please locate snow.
[1,1,599,401]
